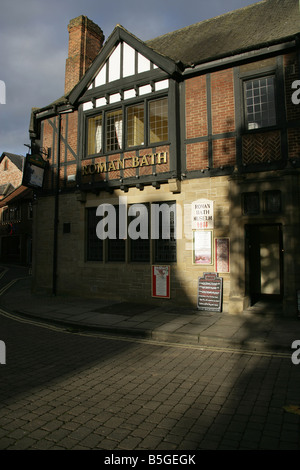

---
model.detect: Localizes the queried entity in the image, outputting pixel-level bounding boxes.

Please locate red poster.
[152,265,170,298]
[215,238,230,273]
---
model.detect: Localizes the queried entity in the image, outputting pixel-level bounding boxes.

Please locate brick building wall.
[0,156,23,189]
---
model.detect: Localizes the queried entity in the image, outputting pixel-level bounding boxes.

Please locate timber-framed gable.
[73,26,182,193]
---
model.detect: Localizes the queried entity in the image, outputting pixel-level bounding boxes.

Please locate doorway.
[245,224,283,305]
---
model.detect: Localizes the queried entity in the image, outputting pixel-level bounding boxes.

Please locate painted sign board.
[192,199,214,230]
[22,154,46,190]
[197,272,223,312]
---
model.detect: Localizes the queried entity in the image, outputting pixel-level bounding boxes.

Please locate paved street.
[0,308,299,451]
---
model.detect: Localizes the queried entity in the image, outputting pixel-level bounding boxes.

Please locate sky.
[0,0,261,156]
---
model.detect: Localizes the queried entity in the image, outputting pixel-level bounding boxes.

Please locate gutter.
[182,38,298,76]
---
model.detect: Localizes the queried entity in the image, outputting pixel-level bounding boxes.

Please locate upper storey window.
[244,76,276,130]
[149,98,168,144]
[106,109,123,152]
[127,104,145,147]
[88,115,102,155]
[86,97,169,156]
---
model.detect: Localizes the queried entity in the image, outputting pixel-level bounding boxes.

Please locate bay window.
[127,104,145,147]
[106,109,123,152]
[88,115,102,155]
[149,98,168,144]
[86,97,168,156]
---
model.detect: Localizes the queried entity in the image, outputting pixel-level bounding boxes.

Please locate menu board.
[197,272,223,312]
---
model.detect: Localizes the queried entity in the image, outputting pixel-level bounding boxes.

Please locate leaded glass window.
[244,76,276,130]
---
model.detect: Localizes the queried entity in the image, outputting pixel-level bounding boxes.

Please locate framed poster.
[152,265,170,298]
[215,238,230,273]
[193,230,213,265]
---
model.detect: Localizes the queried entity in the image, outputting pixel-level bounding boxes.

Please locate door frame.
[245,223,284,305]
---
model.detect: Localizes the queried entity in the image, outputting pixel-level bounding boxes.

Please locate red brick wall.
[288,128,300,160]
[185,76,207,139]
[184,55,300,171]
[213,138,236,168]
[284,52,300,162]
[211,69,235,135]
[40,111,79,190]
[284,52,300,122]
[185,68,236,171]
[65,16,104,95]
[186,142,209,171]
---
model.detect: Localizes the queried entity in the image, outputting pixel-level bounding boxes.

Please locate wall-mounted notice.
[193,230,213,265]
[198,272,223,312]
[192,199,214,230]
[215,238,230,273]
[152,265,170,298]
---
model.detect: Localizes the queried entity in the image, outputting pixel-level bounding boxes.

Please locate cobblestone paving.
[0,311,300,450]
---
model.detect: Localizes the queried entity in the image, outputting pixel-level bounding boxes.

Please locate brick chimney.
[64,15,105,95]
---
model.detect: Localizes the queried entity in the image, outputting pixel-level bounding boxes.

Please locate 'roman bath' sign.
[192,199,214,230]
[82,152,168,175]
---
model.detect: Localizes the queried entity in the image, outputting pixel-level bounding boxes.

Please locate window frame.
[242,192,260,215]
[86,207,103,262]
[153,201,177,263]
[87,114,103,155]
[128,203,151,263]
[107,205,126,262]
[263,190,282,214]
[241,69,278,133]
[126,103,146,148]
[85,94,169,157]
[85,201,177,264]
[105,108,123,153]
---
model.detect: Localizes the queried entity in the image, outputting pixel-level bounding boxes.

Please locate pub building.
[28,0,300,315]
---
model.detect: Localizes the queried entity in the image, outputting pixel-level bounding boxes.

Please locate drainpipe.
[52,113,61,296]
[52,107,74,296]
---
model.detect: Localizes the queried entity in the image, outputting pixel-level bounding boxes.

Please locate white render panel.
[109,93,121,103]
[139,84,152,95]
[124,89,136,100]
[96,97,106,107]
[155,79,169,91]
[109,43,121,82]
[83,102,93,111]
[138,53,151,73]
[123,43,135,77]
[87,42,166,93]
[95,63,107,87]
